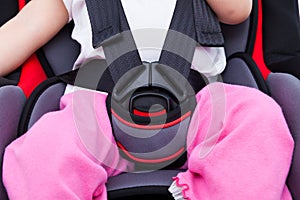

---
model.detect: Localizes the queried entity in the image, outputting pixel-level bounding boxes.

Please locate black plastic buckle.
[111,62,196,115]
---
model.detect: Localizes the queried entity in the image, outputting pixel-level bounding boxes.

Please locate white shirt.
[62,0,226,92]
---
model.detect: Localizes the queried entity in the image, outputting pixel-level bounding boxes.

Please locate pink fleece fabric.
[2,83,294,199]
[175,83,294,199]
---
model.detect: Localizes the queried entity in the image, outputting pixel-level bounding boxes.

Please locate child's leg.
[3,90,130,200]
[170,83,294,200]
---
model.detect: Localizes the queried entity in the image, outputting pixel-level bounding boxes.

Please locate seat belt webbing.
[61,0,223,92]
[86,0,224,48]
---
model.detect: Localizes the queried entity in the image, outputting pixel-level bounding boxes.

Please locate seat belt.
[86,0,224,48]
[60,0,224,170]
[61,0,224,90]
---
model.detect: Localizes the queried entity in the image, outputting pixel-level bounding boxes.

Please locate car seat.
[11,0,274,199]
[250,0,300,199]
[2,0,294,199]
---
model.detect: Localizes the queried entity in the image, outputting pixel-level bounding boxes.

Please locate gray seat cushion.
[267,72,300,199]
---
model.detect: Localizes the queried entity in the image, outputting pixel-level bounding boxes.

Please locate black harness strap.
[87,0,224,82]
[159,0,199,79]
[86,0,224,48]
[98,0,142,84]
[61,0,222,92]
[193,0,224,46]
[102,0,198,81]
[85,0,122,49]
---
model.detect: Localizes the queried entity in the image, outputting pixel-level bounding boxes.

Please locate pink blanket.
[171,83,294,199]
[3,83,294,199]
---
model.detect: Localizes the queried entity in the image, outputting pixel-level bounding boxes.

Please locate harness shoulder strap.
[85,0,224,48]
[193,0,224,46]
[62,0,221,92]
[85,0,122,48]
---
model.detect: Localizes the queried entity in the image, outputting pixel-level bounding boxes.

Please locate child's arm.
[206,0,252,25]
[0,0,69,76]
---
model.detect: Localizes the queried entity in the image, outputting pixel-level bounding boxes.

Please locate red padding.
[18,0,25,10]
[17,54,47,98]
[17,0,47,98]
[133,109,167,117]
[252,0,270,79]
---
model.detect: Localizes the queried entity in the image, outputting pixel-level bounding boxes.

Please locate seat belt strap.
[85,0,122,48]
[65,0,221,91]
[85,0,224,48]
[159,0,199,79]
[193,0,224,46]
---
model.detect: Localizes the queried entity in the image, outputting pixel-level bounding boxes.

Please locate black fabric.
[262,0,300,78]
[192,0,224,46]
[35,50,55,78]
[85,0,223,48]
[0,77,18,87]
[59,64,115,93]
[266,55,300,80]
[59,66,205,97]
[246,0,258,55]
[0,0,18,26]
[159,51,192,80]
[83,0,212,87]
[94,0,142,84]
[105,50,142,85]
[85,0,122,48]
[4,68,21,83]
[159,0,197,78]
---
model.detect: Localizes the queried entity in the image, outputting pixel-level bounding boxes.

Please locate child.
[0,0,294,199]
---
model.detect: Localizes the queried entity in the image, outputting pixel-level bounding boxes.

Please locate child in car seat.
[0,0,294,199]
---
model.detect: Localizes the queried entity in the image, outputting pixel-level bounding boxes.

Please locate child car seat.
[6,0,295,199]
[10,0,276,199]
